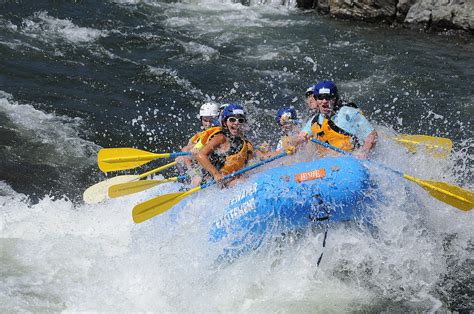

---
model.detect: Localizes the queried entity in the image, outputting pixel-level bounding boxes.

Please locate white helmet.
[199,102,219,118]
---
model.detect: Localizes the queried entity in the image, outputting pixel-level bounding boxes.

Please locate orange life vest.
[200,128,253,175]
[219,140,253,175]
[193,126,222,150]
[189,131,202,145]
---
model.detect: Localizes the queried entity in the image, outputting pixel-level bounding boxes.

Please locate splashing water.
[0,0,473,311]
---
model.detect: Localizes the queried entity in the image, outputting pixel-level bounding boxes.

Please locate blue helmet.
[314,80,338,98]
[220,103,246,125]
[276,107,297,126]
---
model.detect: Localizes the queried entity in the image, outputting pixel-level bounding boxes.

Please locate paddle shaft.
[200,151,288,189]
[137,161,177,179]
[100,151,191,163]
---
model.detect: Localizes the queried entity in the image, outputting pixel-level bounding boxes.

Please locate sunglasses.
[315,94,336,101]
[227,117,246,123]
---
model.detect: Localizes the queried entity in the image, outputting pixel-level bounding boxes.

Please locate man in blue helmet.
[298,80,377,159]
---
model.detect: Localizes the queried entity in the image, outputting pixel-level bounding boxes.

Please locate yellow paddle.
[98,147,191,172]
[132,151,289,223]
[133,186,202,223]
[393,134,453,158]
[108,175,188,199]
[83,161,177,204]
[311,138,473,211]
[403,175,473,211]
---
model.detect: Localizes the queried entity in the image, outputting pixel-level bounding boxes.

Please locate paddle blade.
[83,175,139,204]
[98,148,162,172]
[395,135,453,158]
[404,175,474,211]
[132,187,201,223]
[108,177,178,198]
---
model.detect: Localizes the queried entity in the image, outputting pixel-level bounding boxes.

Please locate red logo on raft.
[295,168,326,183]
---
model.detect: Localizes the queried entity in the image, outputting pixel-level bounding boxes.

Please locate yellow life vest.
[311,117,354,153]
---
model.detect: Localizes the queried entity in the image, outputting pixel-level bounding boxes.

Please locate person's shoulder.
[208,132,226,143]
[338,106,364,120]
[214,132,226,139]
[338,105,359,115]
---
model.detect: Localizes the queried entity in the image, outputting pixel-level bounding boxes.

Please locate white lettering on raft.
[214,184,258,228]
[228,183,258,206]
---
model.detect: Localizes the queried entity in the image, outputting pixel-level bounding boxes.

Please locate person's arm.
[354,130,377,159]
[181,139,195,151]
[196,133,227,182]
[298,118,312,138]
[254,149,277,160]
[176,141,196,170]
[254,142,296,160]
[296,115,316,146]
[334,107,376,159]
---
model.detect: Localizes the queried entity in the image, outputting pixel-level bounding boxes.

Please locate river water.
[1,0,473,312]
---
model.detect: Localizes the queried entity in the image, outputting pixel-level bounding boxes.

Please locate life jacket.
[189,131,203,145]
[193,126,222,150]
[208,130,253,175]
[311,104,360,153]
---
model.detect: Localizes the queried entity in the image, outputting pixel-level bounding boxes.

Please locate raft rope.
[310,196,330,267]
[316,222,328,267]
[315,217,329,267]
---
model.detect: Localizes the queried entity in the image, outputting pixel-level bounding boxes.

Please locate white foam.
[147,66,203,98]
[1,2,472,310]
[1,131,472,311]
[20,11,106,44]
[0,91,99,166]
[178,40,220,61]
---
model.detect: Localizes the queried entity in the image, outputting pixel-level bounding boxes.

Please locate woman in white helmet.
[177,102,219,177]
[198,102,219,131]
[181,102,219,151]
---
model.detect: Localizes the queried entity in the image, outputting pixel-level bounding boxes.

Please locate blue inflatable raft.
[209,156,372,260]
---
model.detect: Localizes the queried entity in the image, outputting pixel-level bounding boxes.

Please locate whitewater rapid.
[1,0,473,311]
[1,107,472,311]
